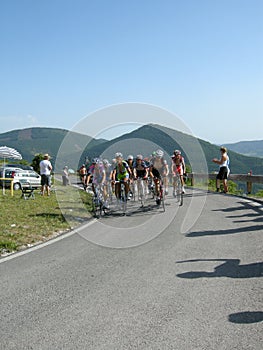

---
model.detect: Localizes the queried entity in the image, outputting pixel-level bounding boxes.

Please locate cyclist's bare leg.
[115,182,121,199]
[154,178,160,197]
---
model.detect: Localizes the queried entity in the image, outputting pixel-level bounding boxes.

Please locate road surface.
[0,189,262,349]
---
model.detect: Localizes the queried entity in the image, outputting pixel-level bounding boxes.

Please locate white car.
[0,168,41,190]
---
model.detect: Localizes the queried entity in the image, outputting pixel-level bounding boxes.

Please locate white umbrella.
[0,146,22,194]
[0,146,22,163]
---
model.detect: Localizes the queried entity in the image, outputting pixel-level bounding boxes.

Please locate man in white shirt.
[39,154,52,196]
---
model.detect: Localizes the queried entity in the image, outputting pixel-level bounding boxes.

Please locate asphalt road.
[0,189,262,350]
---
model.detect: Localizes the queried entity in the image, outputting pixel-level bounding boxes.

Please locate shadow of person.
[176,259,263,279]
[228,311,263,324]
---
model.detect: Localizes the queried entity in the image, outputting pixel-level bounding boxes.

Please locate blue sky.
[0,0,262,144]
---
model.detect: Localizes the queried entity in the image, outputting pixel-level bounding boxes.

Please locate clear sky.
[0,0,262,144]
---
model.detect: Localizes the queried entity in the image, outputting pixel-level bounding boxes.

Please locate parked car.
[0,168,41,190]
[2,164,33,170]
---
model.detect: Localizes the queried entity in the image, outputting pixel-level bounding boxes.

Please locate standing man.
[40,153,52,196]
[212,147,230,193]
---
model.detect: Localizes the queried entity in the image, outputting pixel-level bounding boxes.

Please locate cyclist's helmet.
[92,157,100,164]
[115,152,123,159]
[102,159,110,166]
[127,155,133,160]
[136,154,143,160]
[174,150,181,156]
[155,149,164,158]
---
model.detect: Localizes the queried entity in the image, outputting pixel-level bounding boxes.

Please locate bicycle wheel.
[92,196,100,218]
[120,183,127,215]
[160,185,165,212]
[175,176,183,206]
[138,179,145,207]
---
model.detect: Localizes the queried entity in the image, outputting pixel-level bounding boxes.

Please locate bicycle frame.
[114,180,127,215]
[173,172,183,206]
[135,177,148,207]
[92,184,104,218]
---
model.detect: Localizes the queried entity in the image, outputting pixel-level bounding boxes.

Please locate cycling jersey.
[88,164,105,185]
[114,161,129,181]
[172,155,185,176]
[133,160,148,178]
[150,157,167,179]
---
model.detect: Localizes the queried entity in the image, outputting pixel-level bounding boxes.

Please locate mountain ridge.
[225,140,263,158]
[0,126,263,175]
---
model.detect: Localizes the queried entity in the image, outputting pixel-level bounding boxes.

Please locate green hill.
[84,124,263,175]
[0,127,107,169]
[225,140,263,158]
[1,125,263,175]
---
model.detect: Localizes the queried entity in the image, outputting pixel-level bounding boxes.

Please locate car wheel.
[13,182,21,191]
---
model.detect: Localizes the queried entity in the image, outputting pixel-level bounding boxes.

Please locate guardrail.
[187,173,263,194]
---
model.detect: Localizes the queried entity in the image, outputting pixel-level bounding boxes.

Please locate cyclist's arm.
[101,171,106,184]
[112,169,116,182]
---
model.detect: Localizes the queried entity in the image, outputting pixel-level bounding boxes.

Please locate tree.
[31,154,44,173]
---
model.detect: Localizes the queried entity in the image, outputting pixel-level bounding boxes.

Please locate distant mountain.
[0,125,263,175]
[225,140,263,158]
[84,124,263,175]
[0,127,107,167]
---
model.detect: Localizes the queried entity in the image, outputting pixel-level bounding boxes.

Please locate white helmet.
[155,149,164,158]
[127,155,133,160]
[102,159,110,166]
[115,152,123,158]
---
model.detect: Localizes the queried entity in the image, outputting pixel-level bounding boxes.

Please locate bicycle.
[134,177,148,207]
[114,180,128,215]
[148,176,155,199]
[92,184,105,218]
[159,177,165,212]
[105,180,114,204]
[172,172,183,206]
[152,176,165,212]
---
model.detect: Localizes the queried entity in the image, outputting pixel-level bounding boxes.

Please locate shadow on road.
[228,311,263,324]
[186,225,263,237]
[176,259,263,279]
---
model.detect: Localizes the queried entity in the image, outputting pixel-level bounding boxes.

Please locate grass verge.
[0,183,93,256]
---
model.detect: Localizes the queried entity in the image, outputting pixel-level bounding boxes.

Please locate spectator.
[39,154,52,196]
[212,147,230,193]
[79,164,87,188]
[62,166,70,186]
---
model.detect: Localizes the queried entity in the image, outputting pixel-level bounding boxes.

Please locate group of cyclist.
[79,149,186,209]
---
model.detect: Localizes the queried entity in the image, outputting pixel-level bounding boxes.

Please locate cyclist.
[171,150,186,195]
[102,158,113,201]
[112,152,131,200]
[149,149,167,205]
[86,158,109,209]
[78,164,87,189]
[133,154,149,200]
[126,155,134,199]
[162,159,169,195]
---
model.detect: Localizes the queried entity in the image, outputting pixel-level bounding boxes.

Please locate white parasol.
[0,146,22,193]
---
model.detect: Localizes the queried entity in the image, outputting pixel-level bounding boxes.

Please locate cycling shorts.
[172,165,183,176]
[116,173,129,181]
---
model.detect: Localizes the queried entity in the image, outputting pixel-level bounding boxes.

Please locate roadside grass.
[0,183,93,256]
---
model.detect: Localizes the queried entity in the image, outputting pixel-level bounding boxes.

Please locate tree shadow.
[233,216,263,224]
[186,225,263,237]
[228,311,263,324]
[212,202,251,213]
[176,259,263,279]
[30,213,63,218]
